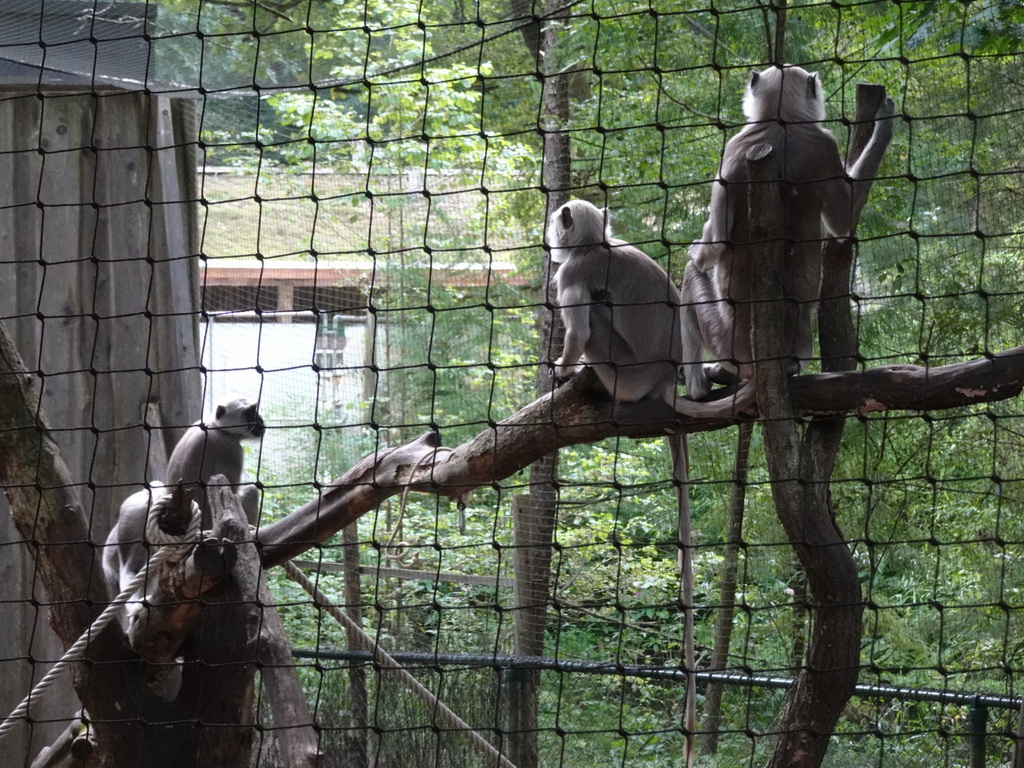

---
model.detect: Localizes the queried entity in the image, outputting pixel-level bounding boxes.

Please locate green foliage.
[158,0,1024,760]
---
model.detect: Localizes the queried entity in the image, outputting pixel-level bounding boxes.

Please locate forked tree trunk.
[751,84,894,768]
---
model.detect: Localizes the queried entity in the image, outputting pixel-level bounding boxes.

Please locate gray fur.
[682,64,893,399]
[550,199,682,403]
[102,398,265,601]
[164,396,265,519]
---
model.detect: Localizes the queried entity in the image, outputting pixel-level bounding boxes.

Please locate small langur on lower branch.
[549,199,698,764]
[164,396,265,525]
[102,398,265,605]
[680,64,894,410]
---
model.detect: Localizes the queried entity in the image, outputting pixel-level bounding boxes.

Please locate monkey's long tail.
[670,433,698,768]
[675,380,757,421]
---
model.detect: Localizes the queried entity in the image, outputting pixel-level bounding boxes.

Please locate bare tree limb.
[255,348,1024,567]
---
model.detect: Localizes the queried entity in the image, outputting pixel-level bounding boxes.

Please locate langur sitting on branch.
[550,199,682,403]
[103,397,265,601]
[548,198,698,762]
[681,64,894,401]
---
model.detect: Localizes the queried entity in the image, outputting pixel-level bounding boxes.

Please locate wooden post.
[278,283,295,323]
[0,89,200,762]
[342,522,369,767]
[508,494,556,768]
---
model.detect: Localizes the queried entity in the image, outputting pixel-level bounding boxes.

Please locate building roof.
[0,1,156,90]
[200,260,527,288]
[0,1,445,96]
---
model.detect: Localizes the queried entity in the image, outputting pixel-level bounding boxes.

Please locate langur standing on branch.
[681,64,894,401]
[103,397,265,600]
[548,199,698,764]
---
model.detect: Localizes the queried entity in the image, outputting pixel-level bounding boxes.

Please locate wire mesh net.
[1,1,1023,767]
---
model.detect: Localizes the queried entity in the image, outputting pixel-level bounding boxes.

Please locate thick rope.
[280,558,517,768]
[0,489,201,742]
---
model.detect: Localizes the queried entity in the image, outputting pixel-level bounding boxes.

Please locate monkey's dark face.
[214,399,266,441]
[241,404,266,439]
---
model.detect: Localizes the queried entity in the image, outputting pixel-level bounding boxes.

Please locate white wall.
[199,316,376,489]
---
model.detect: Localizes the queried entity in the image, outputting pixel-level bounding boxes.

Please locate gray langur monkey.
[163,396,265,524]
[549,199,698,764]
[551,200,682,401]
[681,64,894,401]
[102,397,265,601]
[99,397,264,700]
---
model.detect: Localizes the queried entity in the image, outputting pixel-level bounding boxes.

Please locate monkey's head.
[212,397,266,441]
[743,64,826,125]
[548,199,613,261]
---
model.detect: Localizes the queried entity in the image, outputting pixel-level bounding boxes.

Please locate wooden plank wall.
[0,89,201,760]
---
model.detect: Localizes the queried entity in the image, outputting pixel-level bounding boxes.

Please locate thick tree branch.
[743,141,861,768]
[255,348,1024,567]
[256,577,323,768]
[760,82,893,768]
[0,325,104,646]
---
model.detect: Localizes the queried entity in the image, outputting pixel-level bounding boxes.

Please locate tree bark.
[755,83,895,768]
[510,0,573,762]
[250,347,1024,568]
[740,142,863,768]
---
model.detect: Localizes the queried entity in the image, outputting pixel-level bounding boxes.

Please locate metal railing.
[293,647,1022,768]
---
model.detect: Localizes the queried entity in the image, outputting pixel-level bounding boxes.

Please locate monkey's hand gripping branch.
[0,490,203,741]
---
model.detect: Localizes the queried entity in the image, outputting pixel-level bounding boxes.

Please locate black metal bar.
[291,648,1024,713]
[970,698,988,768]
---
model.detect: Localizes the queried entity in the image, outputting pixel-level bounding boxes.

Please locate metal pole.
[970,698,987,768]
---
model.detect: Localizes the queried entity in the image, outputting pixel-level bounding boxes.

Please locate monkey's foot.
[705,363,741,387]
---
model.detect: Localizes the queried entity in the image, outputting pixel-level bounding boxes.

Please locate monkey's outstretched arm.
[846,96,896,220]
[688,184,731,272]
